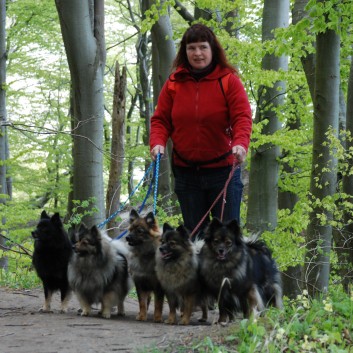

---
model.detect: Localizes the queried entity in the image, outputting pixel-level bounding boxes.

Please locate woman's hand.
[150,145,165,160]
[232,145,247,163]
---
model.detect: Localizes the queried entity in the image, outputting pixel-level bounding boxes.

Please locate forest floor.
[0,287,232,353]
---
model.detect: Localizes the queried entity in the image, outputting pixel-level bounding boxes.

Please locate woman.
[150,23,252,237]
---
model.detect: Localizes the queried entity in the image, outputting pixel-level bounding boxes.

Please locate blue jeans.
[173,165,243,239]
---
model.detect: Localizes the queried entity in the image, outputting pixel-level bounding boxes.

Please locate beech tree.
[246,0,290,233]
[149,0,175,207]
[55,0,106,226]
[340,56,353,291]
[0,0,9,269]
[303,1,340,296]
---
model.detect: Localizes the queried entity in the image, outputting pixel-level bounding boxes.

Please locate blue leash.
[153,153,161,215]
[113,179,153,240]
[98,153,161,240]
[97,161,154,230]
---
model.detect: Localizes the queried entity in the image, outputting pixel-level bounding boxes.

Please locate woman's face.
[186,41,212,70]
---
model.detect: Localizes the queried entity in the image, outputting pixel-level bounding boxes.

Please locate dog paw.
[216,320,228,327]
[136,314,147,321]
[39,308,53,313]
[164,318,176,325]
[101,312,111,319]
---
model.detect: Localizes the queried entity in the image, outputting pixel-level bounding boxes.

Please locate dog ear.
[208,218,223,233]
[227,219,240,232]
[90,225,102,240]
[176,225,190,240]
[163,223,173,233]
[145,212,156,228]
[51,213,63,227]
[227,219,243,243]
[78,222,89,238]
[40,210,50,220]
[129,209,139,223]
[204,218,223,242]
[68,228,77,243]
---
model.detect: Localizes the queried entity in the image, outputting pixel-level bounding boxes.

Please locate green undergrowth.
[0,235,40,289]
[140,288,353,353]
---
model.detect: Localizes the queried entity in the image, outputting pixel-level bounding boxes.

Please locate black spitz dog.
[155,223,208,325]
[199,218,283,324]
[32,211,73,312]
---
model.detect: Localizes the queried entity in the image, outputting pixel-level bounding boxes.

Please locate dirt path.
[0,287,224,353]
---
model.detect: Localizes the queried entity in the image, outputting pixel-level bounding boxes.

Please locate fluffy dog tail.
[99,229,129,258]
[243,232,261,244]
[111,238,130,258]
[217,277,240,323]
[193,236,205,255]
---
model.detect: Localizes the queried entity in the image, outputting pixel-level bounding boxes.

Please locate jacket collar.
[170,64,233,82]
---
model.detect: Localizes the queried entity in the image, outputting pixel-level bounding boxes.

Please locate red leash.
[190,159,240,238]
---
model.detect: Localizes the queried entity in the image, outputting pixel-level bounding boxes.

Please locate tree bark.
[304,24,340,296]
[149,0,176,209]
[106,63,126,238]
[292,0,315,101]
[55,0,106,227]
[0,0,10,269]
[246,0,289,233]
[278,0,312,299]
[337,53,353,292]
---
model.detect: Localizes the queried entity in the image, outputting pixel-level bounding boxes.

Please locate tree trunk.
[106,63,126,238]
[55,0,106,227]
[126,93,138,196]
[278,116,302,298]
[293,0,315,101]
[0,0,9,269]
[304,25,340,296]
[278,0,312,299]
[337,53,353,292]
[134,0,153,209]
[150,0,176,210]
[293,0,349,296]
[246,0,289,233]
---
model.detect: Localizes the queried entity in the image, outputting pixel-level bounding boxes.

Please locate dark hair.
[172,23,235,72]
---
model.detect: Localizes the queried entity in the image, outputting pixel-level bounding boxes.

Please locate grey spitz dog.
[155,223,208,325]
[68,223,132,318]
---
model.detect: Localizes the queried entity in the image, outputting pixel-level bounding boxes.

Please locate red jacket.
[149,64,252,168]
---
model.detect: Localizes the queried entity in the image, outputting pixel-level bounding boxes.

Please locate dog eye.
[225,240,232,247]
[169,241,176,248]
[212,239,219,245]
